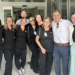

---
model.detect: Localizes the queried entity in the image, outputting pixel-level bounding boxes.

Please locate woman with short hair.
[36,17,53,75]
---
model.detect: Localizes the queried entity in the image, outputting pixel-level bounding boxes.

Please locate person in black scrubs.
[3,16,16,75]
[0,19,3,70]
[26,17,39,73]
[15,18,27,75]
[35,13,43,28]
[36,17,53,75]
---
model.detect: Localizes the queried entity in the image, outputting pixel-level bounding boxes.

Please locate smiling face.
[21,11,27,18]
[44,18,51,28]
[29,18,35,25]
[71,14,75,25]
[21,19,27,26]
[53,11,61,23]
[6,17,13,26]
[36,15,42,23]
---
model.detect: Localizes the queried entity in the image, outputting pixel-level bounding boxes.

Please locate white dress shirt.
[52,19,73,44]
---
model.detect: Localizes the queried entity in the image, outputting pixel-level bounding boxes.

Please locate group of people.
[0,10,75,75]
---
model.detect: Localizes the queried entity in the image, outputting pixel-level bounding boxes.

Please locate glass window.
[33,0,45,2]
[2,0,31,2]
[60,0,67,19]
[38,9,44,17]
[70,0,75,19]
[2,0,45,2]
[4,10,11,21]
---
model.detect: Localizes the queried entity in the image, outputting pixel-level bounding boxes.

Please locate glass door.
[3,6,13,24]
[51,1,59,20]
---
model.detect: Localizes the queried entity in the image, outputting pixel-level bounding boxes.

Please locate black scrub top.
[36,24,42,30]
[0,26,3,47]
[37,27,53,52]
[15,26,27,49]
[26,24,38,46]
[3,27,15,50]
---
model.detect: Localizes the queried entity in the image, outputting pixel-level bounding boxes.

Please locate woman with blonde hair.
[36,17,53,75]
[15,18,27,75]
[3,16,16,75]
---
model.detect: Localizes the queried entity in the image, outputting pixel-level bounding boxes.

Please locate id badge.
[34,31,36,35]
[44,32,47,37]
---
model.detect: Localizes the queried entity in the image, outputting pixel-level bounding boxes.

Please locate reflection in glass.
[33,0,45,2]
[70,0,75,19]
[60,0,67,19]
[2,0,45,2]
[38,10,44,18]
[4,10,11,21]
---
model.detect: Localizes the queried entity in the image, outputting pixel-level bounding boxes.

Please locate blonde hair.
[20,18,27,24]
[4,16,16,30]
[43,17,52,28]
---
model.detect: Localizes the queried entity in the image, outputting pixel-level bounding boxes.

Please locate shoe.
[18,69,22,75]
[21,68,25,74]
[28,62,31,65]
[34,70,39,74]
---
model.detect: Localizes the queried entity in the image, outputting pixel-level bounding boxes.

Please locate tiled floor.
[0,55,70,75]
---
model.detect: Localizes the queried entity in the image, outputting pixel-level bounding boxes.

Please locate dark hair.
[35,13,43,21]
[71,13,75,16]
[0,19,2,28]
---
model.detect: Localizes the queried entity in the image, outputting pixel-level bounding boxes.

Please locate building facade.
[0,0,75,24]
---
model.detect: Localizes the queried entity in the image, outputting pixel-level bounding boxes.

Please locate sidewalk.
[0,55,70,75]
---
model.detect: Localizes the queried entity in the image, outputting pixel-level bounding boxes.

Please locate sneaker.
[21,68,25,74]
[18,69,22,75]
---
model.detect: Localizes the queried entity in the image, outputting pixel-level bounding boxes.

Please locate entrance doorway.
[3,6,38,24]
[13,7,37,23]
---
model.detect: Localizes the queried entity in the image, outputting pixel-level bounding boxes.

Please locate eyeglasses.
[29,20,34,22]
[57,23,59,28]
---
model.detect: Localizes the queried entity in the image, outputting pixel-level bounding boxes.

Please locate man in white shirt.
[52,10,72,75]
[16,11,29,25]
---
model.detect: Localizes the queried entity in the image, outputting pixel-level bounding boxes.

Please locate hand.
[41,48,46,54]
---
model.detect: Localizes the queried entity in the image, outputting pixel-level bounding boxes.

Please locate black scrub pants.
[39,51,53,75]
[0,47,3,70]
[29,44,39,73]
[3,49,14,75]
[15,48,27,69]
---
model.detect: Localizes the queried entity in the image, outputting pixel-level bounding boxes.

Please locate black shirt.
[15,26,27,49]
[37,27,53,52]
[0,26,3,46]
[36,24,42,30]
[3,27,15,50]
[73,25,75,42]
[26,24,38,45]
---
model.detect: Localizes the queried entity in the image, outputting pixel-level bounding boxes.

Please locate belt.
[54,42,69,46]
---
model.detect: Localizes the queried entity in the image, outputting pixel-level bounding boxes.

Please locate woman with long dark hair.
[26,17,39,73]
[35,13,43,29]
